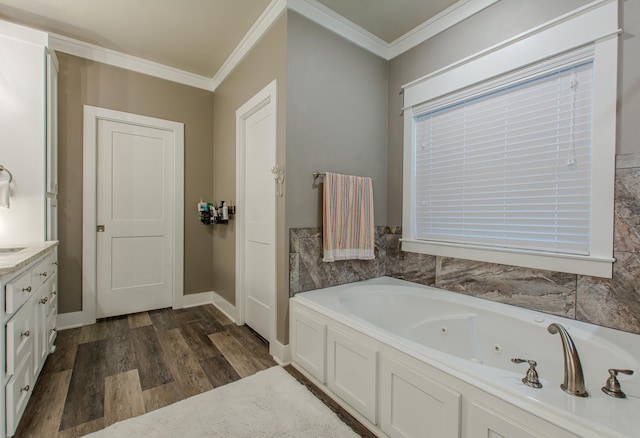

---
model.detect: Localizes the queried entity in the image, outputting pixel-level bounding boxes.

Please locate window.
[402,0,618,277]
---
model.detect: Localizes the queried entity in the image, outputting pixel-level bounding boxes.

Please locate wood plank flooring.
[14,305,277,437]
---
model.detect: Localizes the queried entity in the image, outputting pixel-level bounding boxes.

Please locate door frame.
[235,80,277,343]
[82,105,184,324]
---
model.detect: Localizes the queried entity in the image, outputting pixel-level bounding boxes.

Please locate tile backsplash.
[289,154,640,335]
[289,226,434,296]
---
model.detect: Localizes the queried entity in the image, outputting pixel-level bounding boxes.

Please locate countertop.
[0,241,58,276]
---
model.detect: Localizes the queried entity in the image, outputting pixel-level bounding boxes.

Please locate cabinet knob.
[21,385,30,392]
[53,261,58,266]
[52,291,57,295]
[21,330,30,338]
[40,297,49,304]
[51,327,57,334]
[40,271,48,277]
[22,286,32,293]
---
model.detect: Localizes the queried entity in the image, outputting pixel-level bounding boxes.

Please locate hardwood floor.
[14,305,277,437]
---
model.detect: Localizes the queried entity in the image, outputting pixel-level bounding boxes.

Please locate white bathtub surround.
[290,277,640,438]
[85,366,359,438]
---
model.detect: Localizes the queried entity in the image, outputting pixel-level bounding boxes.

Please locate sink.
[0,247,26,255]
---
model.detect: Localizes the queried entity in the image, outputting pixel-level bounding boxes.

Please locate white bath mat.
[85,366,359,437]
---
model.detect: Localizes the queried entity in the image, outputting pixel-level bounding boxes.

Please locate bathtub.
[289,277,640,438]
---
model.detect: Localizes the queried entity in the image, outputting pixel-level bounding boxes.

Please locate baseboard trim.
[56,311,91,330]
[174,291,215,309]
[211,290,239,323]
[270,340,291,366]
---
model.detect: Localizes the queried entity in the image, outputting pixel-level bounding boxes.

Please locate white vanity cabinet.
[0,19,58,242]
[31,252,58,378]
[2,244,58,437]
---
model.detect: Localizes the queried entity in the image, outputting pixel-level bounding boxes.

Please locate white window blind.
[413,57,594,255]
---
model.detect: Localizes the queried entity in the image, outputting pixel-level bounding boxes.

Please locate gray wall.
[282,11,388,343]
[387,0,595,226]
[618,0,640,156]
[285,11,389,230]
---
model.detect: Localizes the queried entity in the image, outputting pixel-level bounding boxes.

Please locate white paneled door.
[237,80,277,343]
[96,119,174,318]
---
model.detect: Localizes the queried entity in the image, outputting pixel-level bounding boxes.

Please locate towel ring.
[0,165,13,183]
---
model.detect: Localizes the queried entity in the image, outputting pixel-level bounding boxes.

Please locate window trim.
[401,0,619,278]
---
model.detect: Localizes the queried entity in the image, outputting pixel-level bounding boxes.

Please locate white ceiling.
[0,0,458,78]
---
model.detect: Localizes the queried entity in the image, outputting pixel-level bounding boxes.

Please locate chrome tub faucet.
[547,323,588,397]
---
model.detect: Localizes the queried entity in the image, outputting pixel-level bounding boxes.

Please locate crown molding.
[287,0,388,58]
[211,0,287,90]
[287,0,499,61]
[49,33,213,91]
[387,0,500,59]
[45,0,501,92]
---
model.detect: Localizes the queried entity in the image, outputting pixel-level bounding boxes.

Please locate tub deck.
[292,276,640,438]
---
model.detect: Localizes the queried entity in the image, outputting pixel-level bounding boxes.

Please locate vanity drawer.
[31,253,54,291]
[5,270,33,314]
[6,301,35,375]
[47,308,57,351]
[47,274,58,313]
[5,353,34,437]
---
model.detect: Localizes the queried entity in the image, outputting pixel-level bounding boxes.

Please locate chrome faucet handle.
[602,369,634,398]
[511,358,543,388]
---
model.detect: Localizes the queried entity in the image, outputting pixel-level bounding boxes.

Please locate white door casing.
[96,120,174,318]
[83,106,184,324]
[235,80,277,343]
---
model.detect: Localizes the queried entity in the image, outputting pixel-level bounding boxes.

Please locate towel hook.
[0,165,13,183]
[271,164,284,197]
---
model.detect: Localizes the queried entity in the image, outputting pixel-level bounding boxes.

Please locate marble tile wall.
[574,155,640,334]
[289,227,434,295]
[289,154,640,335]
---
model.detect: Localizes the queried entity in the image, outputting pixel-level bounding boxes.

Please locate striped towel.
[323,172,375,262]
